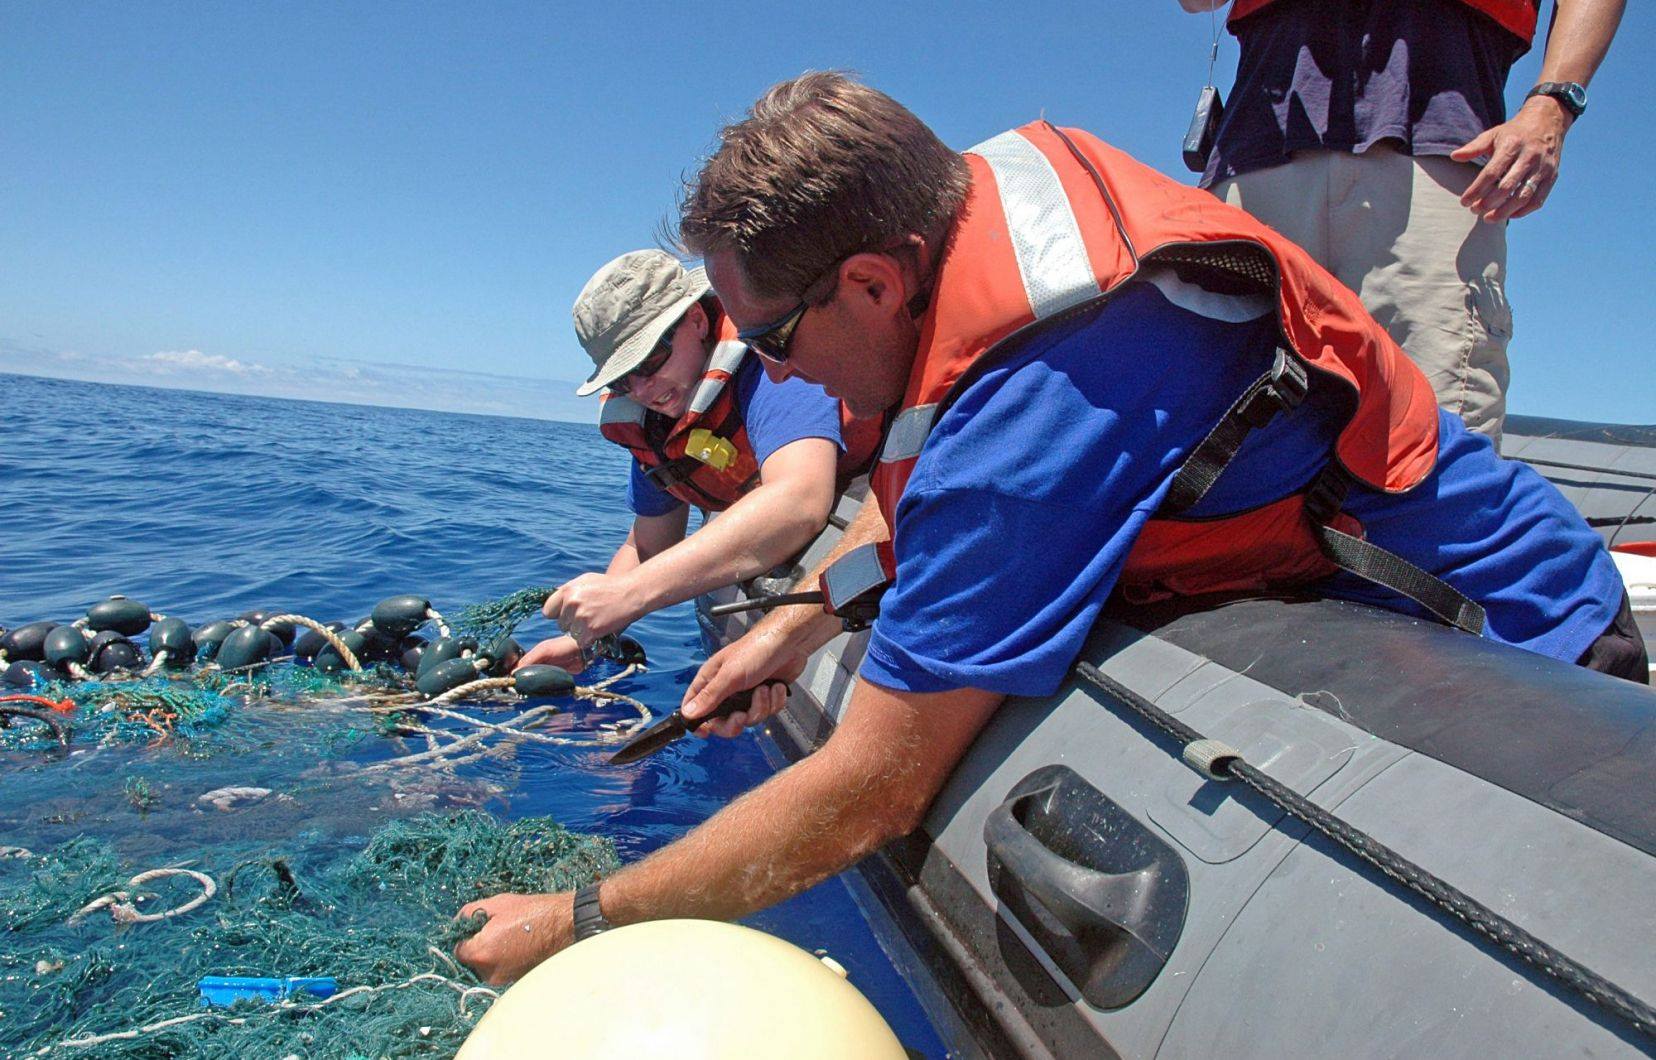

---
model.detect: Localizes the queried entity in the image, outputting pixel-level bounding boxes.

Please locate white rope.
[263,614,360,671]
[424,606,452,639]
[47,968,497,1052]
[68,867,217,926]
[586,662,643,691]
[431,676,512,705]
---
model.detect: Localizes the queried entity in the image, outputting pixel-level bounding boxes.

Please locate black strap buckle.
[642,458,697,492]
[1303,464,1350,526]
[1237,348,1309,429]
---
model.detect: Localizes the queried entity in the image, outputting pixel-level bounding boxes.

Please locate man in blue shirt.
[456,76,1640,984]
[522,249,848,670]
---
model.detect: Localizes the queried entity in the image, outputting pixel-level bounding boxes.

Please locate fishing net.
[452,587,556,644]
[0,586,645,1056]
[1,812,618,1056]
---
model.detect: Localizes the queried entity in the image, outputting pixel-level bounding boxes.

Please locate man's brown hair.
[679,71,970,301]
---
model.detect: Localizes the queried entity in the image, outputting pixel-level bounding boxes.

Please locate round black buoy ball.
[147,617,196,667]
[85,596,153,638]
[415,656,480,698]
[216,625,276,671]
[239,610,296,647]
[43,626,90,668]
[293,621,349,662]
[512,664,575,698]
[87,631,141,675]
[611,636,648,667]
[4,660,61,690]
[398,635,427,672]
[370,595,432,640]
[478,635,524,677]
[313,629,369,674]
[416,636,477,679]
[192,621,240,662]
[1,621,58,662]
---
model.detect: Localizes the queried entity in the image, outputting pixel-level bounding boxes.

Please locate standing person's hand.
[1451,96,1573,223]
[542,573,640,649]
[682,625,809,739]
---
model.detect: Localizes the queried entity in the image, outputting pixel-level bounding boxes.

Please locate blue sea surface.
[0,372,944,1055]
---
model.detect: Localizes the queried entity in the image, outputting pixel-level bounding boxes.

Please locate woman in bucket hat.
[522,248,875,670]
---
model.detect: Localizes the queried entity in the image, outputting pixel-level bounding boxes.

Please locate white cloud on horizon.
[143,349,271,375]
[0,339,593,424]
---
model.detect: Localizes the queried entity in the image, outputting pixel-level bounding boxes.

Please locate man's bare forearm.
[599,680,1003,925]
[1539,0,1624,88]
[626,477,826,614]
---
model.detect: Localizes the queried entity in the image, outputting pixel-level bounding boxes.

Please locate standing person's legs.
[1215,146,1512,449]
[1329,145,1512,448]
[1210,151,1334,266]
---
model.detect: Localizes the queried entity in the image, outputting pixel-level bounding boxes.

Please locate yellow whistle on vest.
[685,428,737,471]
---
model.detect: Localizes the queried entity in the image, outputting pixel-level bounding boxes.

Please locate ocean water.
[0,372,944,1054]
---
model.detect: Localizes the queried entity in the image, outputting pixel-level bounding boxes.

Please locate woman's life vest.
[837,120,1486,635]
[1228,0,1538,45]
[599,315,879,513]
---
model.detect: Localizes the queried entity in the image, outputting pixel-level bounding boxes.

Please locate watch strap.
[572,883,612,942]
[1526,81,1587,119]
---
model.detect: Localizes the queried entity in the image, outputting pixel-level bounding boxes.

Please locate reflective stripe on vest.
[861,121,1464,629]
[687,340,748,416]
[971,130,1102,319]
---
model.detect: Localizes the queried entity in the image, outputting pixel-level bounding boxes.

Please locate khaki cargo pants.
[1212,144,1512,448]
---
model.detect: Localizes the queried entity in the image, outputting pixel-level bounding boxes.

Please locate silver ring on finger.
[1519,179,1538,198]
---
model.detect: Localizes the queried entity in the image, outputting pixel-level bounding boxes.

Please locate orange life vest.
[866,121,1484,630]
[600,316,879,512]
[1228,0,1538,44]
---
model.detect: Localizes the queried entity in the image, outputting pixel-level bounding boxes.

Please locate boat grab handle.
[983,765,1189,1009]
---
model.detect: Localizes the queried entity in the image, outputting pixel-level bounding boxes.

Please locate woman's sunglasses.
[608,333,677,396]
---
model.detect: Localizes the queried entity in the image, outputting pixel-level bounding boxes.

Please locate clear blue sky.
[2,1,1650,423]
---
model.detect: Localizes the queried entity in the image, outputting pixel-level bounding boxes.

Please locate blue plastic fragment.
[198,975,339,1008]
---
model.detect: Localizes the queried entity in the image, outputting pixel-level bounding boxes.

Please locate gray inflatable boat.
[698,416,1656,1058]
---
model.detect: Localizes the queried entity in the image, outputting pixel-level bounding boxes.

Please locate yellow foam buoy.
[457,919,908,1059]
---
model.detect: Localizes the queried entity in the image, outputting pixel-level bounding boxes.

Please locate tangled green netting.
[0,811,618,1057]
[451,587,554,644]
[0,665,408,754]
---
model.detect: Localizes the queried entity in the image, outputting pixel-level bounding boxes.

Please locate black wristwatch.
[572,883,612,942]
[1526,81,1588,120]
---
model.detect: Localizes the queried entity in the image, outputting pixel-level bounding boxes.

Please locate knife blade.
[607,682,789,765]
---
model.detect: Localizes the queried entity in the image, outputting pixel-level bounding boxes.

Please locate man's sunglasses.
[737,300,810,366]
[608,332,676,396]
[737,254,856,365]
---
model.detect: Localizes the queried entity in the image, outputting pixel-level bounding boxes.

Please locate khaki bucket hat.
[572,249,711,397]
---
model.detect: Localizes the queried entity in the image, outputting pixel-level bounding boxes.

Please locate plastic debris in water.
[198,976,340,1008]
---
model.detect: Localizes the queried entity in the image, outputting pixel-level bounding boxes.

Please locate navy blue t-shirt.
[625,355,845,516]
[1202,0,1529,187]
[860,270,1621,697]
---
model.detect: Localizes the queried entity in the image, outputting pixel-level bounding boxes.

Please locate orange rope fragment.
[0,693,76,716]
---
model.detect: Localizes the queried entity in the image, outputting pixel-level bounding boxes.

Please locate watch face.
[1565,83,1587,110]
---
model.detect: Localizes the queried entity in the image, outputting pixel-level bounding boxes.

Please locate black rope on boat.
[1072,660,1656,1040]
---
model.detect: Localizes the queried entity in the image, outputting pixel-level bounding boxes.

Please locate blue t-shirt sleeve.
[626,459,687,517]
[734,358,844,469]
[859,281,1281,698]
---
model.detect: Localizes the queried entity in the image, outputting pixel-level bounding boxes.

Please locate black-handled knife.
[607,682,789,765]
